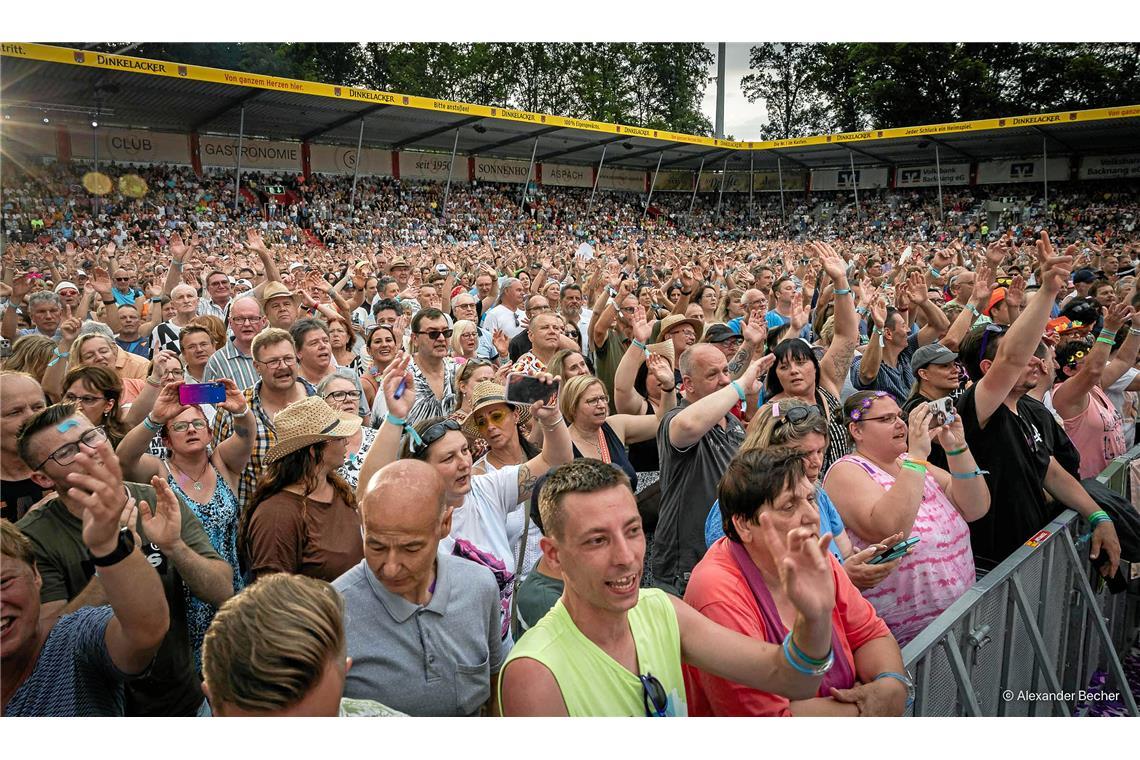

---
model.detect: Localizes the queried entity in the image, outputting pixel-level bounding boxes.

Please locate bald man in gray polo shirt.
[333,460,503,716]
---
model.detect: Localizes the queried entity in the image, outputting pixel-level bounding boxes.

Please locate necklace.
[171,458,210,491]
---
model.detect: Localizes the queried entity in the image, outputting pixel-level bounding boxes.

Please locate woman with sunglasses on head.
[822,391,990,645]
[764,242,861,475]
[317,369,377,490]
[115,377,253,666]
[361,323,402,409]
[358,354,571,646]
[705,401,903,591]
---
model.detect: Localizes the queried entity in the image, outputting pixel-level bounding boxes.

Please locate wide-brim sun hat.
[656,313,704,342]
[265,395,361,463]
[460,380,533,438]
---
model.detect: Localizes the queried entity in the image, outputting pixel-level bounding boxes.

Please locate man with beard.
[955,233,1121,574]
[212,327,315,509]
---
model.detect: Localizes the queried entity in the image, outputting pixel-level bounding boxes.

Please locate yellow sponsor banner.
[655,171,696,192]
[3,43,1137,155]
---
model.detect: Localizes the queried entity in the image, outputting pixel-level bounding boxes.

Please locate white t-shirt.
[475,456,543,584]
[483,304,525,340]
[439,464,522,574]
[1106,367,1140,444]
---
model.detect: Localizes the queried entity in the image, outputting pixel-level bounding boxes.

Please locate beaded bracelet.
[945,445,969,456]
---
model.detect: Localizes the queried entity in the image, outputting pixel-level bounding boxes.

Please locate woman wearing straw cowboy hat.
[240,396,365,583]
[464,380,543,585]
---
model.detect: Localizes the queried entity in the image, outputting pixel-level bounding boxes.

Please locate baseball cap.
[911,343,959,372]
[983,287,1008,317]
[703,324,741,344]
[54,281,79,294]
[1072,268,1098,285]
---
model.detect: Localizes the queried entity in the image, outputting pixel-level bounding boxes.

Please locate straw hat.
[656,313,704,342]
[260,281,297,305]
[265,396,361,463]
[646,339,675,367]
[460,381,533,438]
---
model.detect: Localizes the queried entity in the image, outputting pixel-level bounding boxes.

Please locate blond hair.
[0,519,36,568]
[559,373,606,425]
[251,326,292,361]
[2,334,56,377]
[201,573,345,713]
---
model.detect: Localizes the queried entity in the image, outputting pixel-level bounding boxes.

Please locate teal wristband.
[832,288,852,296]
[142,415,162,433]
[1088,510,1110,525]
[951,468,989,479]
[730,380,746,402]
[782,632,833,676]
[385,412,406,427]
[789,633,829,666]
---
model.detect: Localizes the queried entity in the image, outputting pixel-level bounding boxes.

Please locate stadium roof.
[2,42,1139,174]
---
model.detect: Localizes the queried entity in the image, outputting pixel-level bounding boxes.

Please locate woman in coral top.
[684,447,909,717]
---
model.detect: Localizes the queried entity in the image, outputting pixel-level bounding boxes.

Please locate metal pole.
[748,151,754,224]
[777,157,786,223]
[233,105,245,214]
[519,136,539,216]
[716,157,728,218]
[588,143,608,215]
[441,128,460,220]
[92,115,100,219]
[348,117,366,222]
[935,144,944,222]
[642,151,664,221]
[687,158,705,220]
[849,150,860,218]
[715,43,726,139]
[1042,137,1049,209]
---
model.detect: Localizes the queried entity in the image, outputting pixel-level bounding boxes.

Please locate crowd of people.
[1,159,1138,717]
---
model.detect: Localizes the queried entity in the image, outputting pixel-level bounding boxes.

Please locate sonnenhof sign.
[2,42,1138,152]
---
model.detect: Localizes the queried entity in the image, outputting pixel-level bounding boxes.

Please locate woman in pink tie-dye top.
[823,391,991,645]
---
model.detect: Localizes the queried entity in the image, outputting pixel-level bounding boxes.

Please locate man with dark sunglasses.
[956,233,1121,575]
[497,459,838,716]
[406,308,459,426]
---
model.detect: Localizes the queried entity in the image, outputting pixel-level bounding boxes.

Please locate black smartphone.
[504,373,560,405]
[868,537,920,565]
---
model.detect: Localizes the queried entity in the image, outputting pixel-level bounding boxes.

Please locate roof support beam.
[301,104,390,142]
[1033,125,1076,154]
[390,116,483,150]
[537,135,624,162]
[768,148,810,171]
[659,147,731,170]
[923,136,975,162]
[469,126,563,156]
[842,142,893,166]
[190,89,262,131]
[612,142,681,164]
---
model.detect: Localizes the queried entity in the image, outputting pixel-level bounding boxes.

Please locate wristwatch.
[90,527,136,568]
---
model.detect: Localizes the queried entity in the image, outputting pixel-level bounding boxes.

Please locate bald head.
[362,460,446,520]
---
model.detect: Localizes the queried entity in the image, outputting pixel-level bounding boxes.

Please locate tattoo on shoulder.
[517,464,537,499]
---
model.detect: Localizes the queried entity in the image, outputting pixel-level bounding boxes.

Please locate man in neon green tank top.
[499,459,838,716]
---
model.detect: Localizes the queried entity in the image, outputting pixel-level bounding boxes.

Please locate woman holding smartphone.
[823,391,990,645]
[115,377,254,665]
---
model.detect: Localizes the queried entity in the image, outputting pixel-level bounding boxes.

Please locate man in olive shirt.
[16,404,234,716]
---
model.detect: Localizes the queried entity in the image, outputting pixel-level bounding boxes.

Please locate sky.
[700,43,767,141]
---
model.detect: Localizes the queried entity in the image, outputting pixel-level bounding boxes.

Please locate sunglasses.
[418,329,453,341]
[773,403,822,424]
[410,418,461,455]
[639,673,668,717]
[474,408,512,430]
[976,323,1007,363]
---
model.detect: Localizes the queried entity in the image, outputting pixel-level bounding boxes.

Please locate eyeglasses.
[583,395,609,407]
[672,328,697,339]
[34,426,107,469]
[64,393,108,406]
[856,413,904,425]
[170,419,209,432]
[417,329,453,341]
[114,276,131,282]
[231,316,262,325]
[474,408,512,430]
[255,355,297,369]
[410,418,461,455]
[639,673,668,717]
[323,390,361,403]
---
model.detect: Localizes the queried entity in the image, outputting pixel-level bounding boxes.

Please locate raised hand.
[646,352,675,388]
[905,404,934,462]
[139,476,183,552]
[492,327,509,358]
[630,305,652,344]
[906,271,928,305]
[1103,302,1134,334]
[528,373,562,425]
[66,439,131,557]
[759,512,835,625]
[741,307,768,347]
[1004,274,1027,308]
[150,381,188,424]
[217,378,248,414]
[169,232,191,263]
[1035,232,1074,295]
[381,352,415,419]
[739,352,776,394]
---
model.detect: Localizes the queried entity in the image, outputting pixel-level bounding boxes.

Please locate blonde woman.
[450,319,480,363]
[2,334,56,384]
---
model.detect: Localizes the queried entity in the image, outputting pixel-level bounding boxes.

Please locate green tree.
[741,43,830,138]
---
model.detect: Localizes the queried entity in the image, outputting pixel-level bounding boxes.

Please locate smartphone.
[179,382,226,406]
[868,537,920,565]
[504,373,560,405]
[927,396,955,428]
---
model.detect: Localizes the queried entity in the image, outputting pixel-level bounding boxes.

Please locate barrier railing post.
[587,143,607,216]
[849,150,860,218]
[518,136,539,217]
[935,144,944,222]
[687,157,705,224]
[233,105,245,215]
[642,151,664,221]
[716,157,728,218]
[442,128,460,220]
[348,117,365,222]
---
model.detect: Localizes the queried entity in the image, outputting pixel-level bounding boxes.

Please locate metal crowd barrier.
[900,445,1140,717]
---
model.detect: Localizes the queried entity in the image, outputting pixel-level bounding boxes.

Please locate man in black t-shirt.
[0,372,48,522]
[955,233,1120,575]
